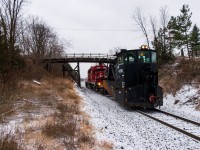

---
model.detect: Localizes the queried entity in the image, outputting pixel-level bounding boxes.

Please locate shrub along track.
[134,108,200,142]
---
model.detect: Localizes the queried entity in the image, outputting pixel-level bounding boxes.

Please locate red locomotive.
[85,63,108,91]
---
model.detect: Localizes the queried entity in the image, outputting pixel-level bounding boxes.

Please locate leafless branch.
[133,7,150,48]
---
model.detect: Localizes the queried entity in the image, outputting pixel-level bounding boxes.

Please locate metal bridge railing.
[65,53,116,59]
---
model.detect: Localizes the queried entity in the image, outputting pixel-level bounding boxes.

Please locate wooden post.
[73,62,81,86]
[77,62,81,86]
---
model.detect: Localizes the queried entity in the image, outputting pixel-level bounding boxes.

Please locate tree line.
[0,0,68,98]
[133,4,200,65]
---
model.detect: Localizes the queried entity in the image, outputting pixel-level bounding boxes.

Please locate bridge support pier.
[62,62,81,86]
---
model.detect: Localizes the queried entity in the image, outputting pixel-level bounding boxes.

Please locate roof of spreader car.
[116,45,155,56]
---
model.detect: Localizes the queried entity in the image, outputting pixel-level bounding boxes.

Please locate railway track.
[135,109,200,142]
[154,108,200,126]
[82,88,200,143]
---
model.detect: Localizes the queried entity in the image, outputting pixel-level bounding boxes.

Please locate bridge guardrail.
[65,53,116,59]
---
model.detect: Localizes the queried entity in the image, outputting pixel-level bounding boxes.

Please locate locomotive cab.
[113,46,163,108]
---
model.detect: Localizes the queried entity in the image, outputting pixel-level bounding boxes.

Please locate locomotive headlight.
[141,45,148,50]
[98,82,101,86]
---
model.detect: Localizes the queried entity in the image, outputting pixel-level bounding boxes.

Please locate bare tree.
[133,8,150,48]
[0,0,26,51]
[109,46,121,55]
[0,0,27,68]
[150,15,160,55]
[150,16,158,41]
[0,0,27,98]
[22,16,69,60]
[160,6,169,29]
[19,20,30,55]
[159,6,172,54]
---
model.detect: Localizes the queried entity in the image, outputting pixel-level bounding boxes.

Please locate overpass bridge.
[42,53,116,86]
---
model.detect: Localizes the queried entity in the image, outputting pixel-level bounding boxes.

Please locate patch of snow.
[162,85,200,121]
[77,87,200,150]
[33,80,41,85]
[172,62,179,67]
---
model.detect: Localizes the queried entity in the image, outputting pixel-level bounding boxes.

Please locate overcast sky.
[28,0,199,77]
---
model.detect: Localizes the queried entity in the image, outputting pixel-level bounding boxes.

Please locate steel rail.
[134,109,200,142]
[154,108,200,126]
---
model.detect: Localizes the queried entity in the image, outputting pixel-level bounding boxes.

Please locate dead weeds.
[0,104,14,122]
[159,58,200,94]
[42,121,77,138]
[0,76,100,150]
[0,133,24,150]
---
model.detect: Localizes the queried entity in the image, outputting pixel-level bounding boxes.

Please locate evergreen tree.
[168,16,181,48]
[178,4,192,56]
[190,24,200,57]
[152,27,174,65]
[167,4,192,57]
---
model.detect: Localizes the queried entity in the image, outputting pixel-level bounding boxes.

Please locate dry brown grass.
[78,126,95,149]
[22,61,48,81]
[42,121,77,138]
[24,131,64,150]
[0,104,14,122]
[0,133,24,150]
[0,74,110,149]
[98,141,113,150]
[19,77,83,149]
[57,103,80,115]
[159,58,200,95]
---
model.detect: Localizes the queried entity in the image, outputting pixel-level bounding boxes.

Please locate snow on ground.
[77,86,200,150]
[0,103,55,135]
[161,85,200,122]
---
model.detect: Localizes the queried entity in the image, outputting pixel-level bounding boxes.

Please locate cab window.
[138,51,150,63]
[151,52,157,63]
[128,51,136,63]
